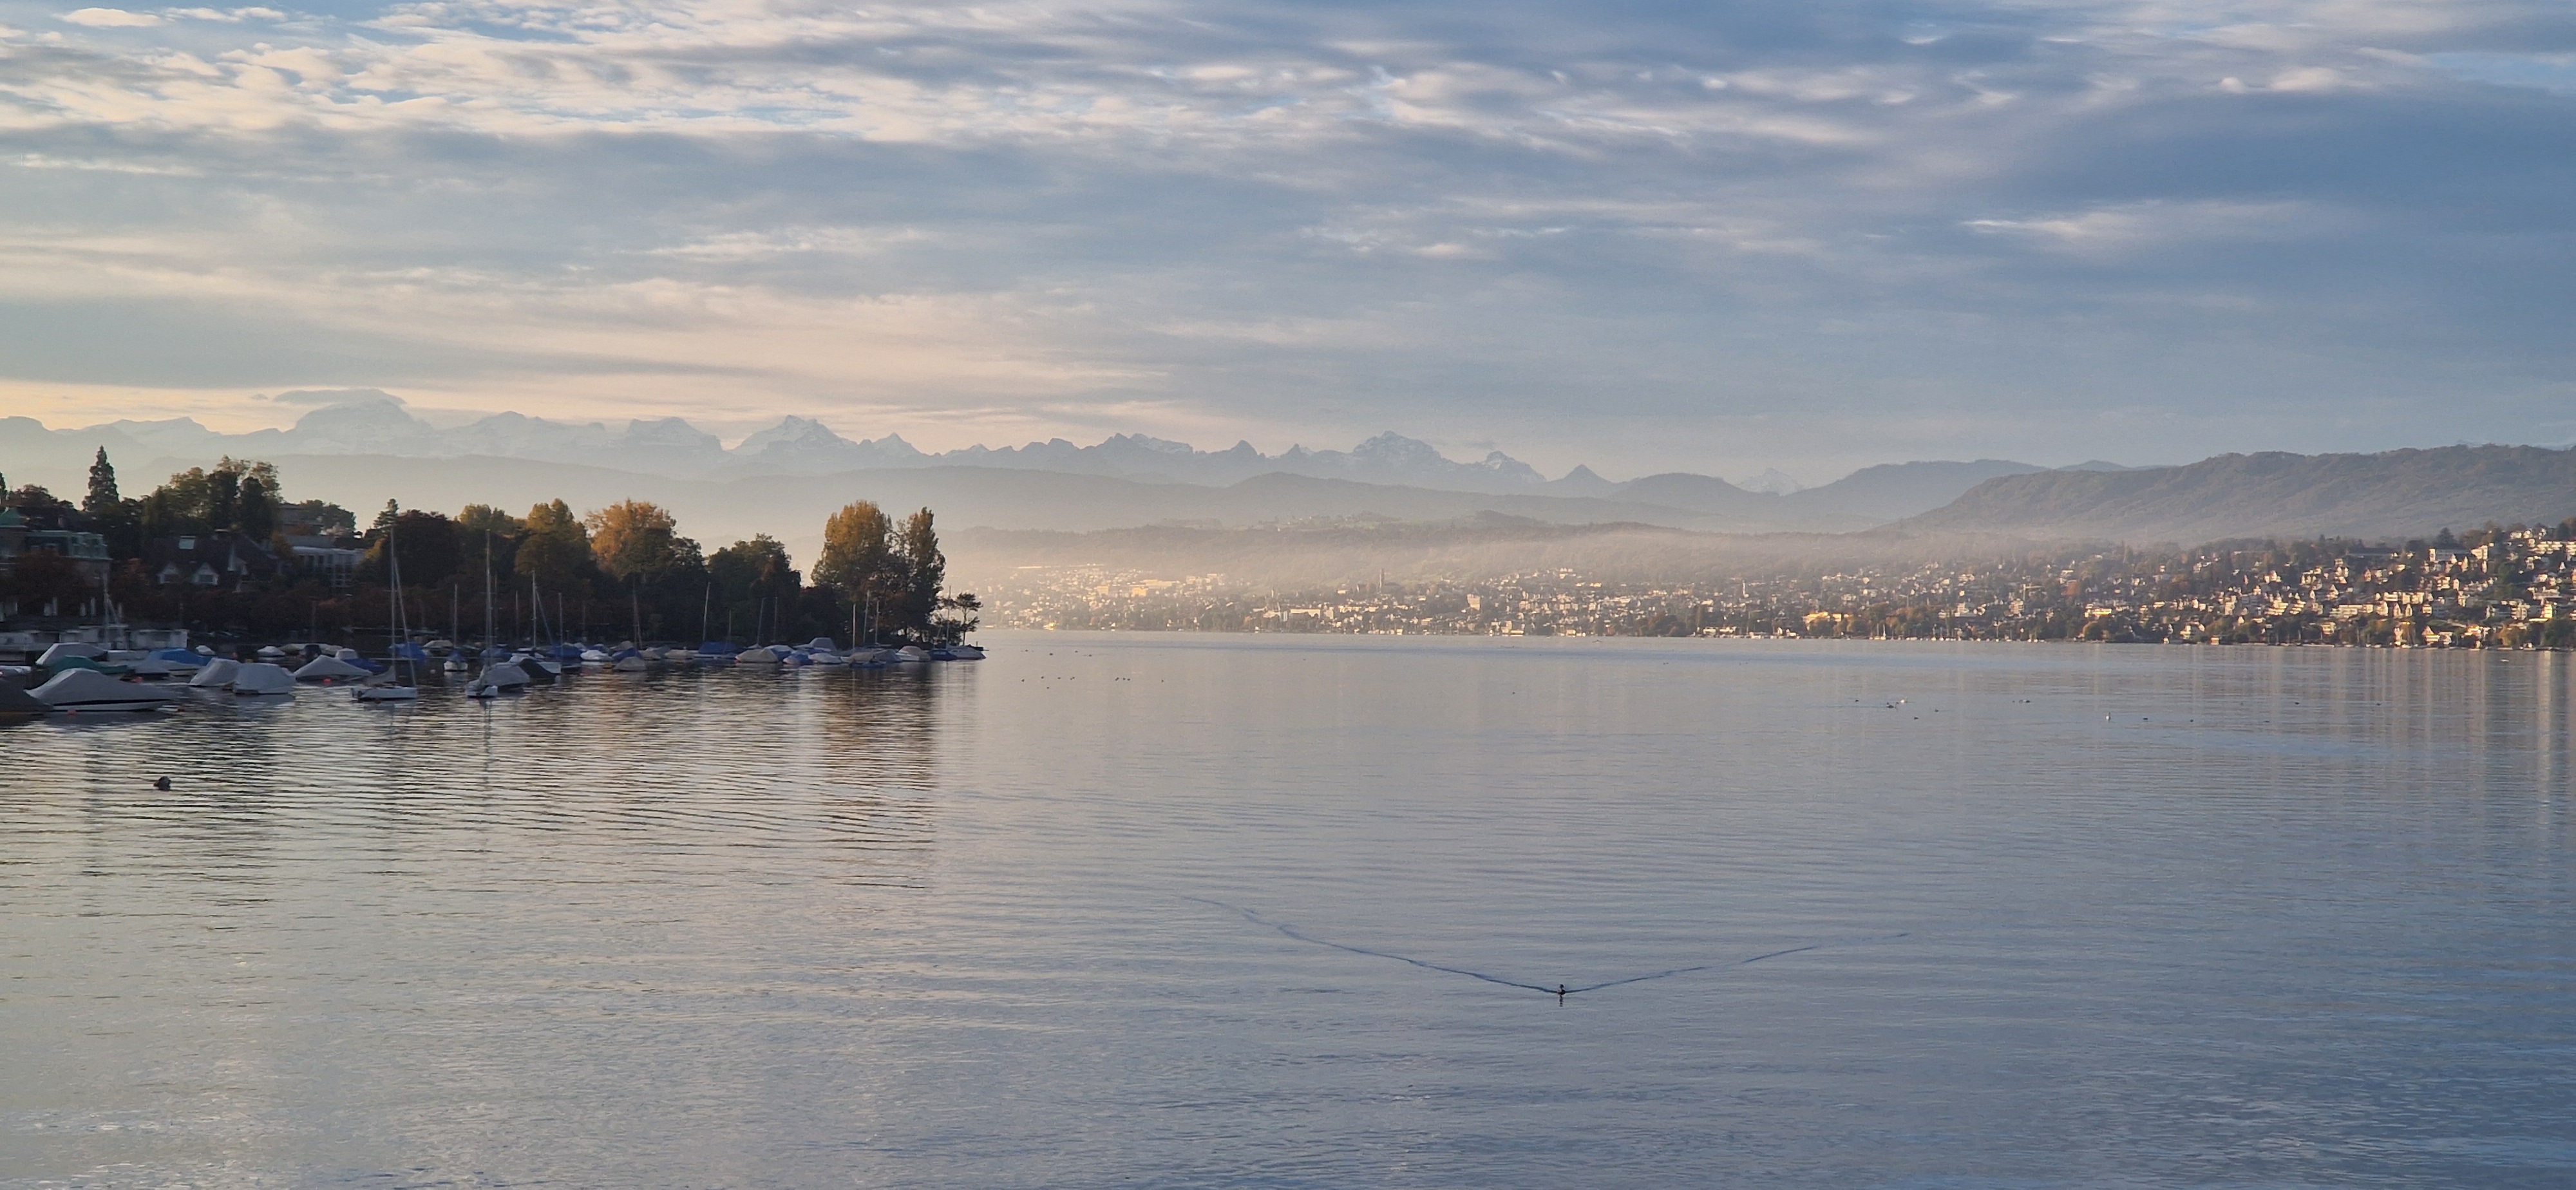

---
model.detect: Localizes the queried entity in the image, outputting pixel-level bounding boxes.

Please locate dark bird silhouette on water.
[153,776,173,791]
[1189,897,1905,999]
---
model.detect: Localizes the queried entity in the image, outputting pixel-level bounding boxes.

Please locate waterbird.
[153,776,173,790]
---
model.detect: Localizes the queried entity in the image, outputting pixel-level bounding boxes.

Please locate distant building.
[285,534,363,591]
[142,532,283,592]
[0,507,112,585]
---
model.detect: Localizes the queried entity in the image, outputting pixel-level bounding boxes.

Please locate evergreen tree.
[238,475,276,541]
[84,448,118,515]
[895,507,943,639]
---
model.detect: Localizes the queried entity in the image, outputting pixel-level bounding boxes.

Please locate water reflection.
[5,639,2573,1189]
[4,665,954,890]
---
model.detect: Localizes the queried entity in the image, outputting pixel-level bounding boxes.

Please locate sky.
[1,0,2571,482]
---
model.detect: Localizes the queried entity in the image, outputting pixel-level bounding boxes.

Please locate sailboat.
[444,581,469,670]
[355,522,421,701]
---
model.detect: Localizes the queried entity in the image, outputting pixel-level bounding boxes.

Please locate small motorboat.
[893,645,931,664]
[30,668,182,712]
[352,678,419,702]
[230,663,296,695]
[292,656,371,683]
[934,644,986,661]
[189,658,242,688]
[465,661,531,698]
[36,642,108,669]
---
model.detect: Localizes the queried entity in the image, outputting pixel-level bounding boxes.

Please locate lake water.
[4,634,2573,1187]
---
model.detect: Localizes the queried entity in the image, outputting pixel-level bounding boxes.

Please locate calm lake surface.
[5,634,2573,1188]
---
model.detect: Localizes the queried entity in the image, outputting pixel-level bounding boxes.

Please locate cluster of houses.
[983,524,2576,647]
[0,520,364,659]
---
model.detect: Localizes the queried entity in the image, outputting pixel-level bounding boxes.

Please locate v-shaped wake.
[1188,897,1904,997]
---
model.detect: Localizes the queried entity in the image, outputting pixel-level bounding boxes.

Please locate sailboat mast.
[482,528,495,652]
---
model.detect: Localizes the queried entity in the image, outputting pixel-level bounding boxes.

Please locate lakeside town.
[983,520,2576,648]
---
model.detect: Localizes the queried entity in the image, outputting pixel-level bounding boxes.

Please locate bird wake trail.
[1186,896,1906,997]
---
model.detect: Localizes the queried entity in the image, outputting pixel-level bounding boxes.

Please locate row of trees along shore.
[1,450,976,647]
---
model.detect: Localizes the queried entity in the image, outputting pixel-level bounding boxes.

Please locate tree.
[238,474,276,542]
[457,504,527,580]
[278,499,355,536]
[360,509,462,588]
[889,507,945,641]
[710,535,801,641]
[6,486,75,529]
[814,501,893,596]
[142,458,282,537]
[584,500,697,583]
[84,448,118,515]
[513,500,592,592]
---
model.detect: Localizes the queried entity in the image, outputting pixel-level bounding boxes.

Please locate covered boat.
[150,648,209,670]
[30,668,182,712]
[292,656,371,682]
[36,642,107,668]
[189,658,242,688]
[230,663,296,695]
[893,645,932,663]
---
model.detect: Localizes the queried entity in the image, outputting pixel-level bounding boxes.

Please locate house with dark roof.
[0,508,112,585]
[142,532,283,592]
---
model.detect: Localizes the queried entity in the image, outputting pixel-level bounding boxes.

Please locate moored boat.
[30,668,182,712]
[230,663,296,695]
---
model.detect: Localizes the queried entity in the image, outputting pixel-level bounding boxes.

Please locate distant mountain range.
[1899,445,2576,543]
[6,391,2566,562]
[0,392,2113,534]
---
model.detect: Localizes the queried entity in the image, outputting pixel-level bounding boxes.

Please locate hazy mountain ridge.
[0,395,2058,522]
[1899,445,2576,542]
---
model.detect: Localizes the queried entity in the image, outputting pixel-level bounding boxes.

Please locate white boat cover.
[895,646,931,663]
[30,668,182,710]
[806,637,838,652]
[292,656,371,681]
[190,658,242,688]
[36,642,108,667]
[482,662,532,687]
[230,663,296,695]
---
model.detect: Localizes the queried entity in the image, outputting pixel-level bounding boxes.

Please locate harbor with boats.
[1,634,983,718]
[1,455,984,717]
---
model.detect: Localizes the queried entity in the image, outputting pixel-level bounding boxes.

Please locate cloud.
[0,0,2570,479]
[58,7,160,26]
[270,388,406,406]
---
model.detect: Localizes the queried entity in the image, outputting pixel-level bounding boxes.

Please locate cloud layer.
[1,0,2571,476]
